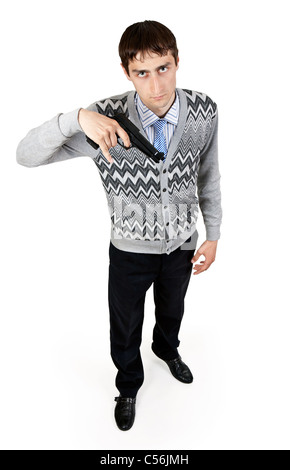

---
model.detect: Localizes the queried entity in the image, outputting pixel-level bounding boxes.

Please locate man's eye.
[138,72,146,77]
[160,67,168,73]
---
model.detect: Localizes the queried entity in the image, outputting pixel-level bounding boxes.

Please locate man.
[16,20,222,431]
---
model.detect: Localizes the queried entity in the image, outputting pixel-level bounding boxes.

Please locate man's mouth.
[152,94,166,100]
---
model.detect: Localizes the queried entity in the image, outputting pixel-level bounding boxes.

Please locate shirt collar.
[135,91,179,129]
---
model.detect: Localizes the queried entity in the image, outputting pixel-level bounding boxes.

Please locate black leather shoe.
[165,355,194,384]
[114,396,136,431]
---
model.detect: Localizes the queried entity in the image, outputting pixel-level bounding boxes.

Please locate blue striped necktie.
[153,119,167,162]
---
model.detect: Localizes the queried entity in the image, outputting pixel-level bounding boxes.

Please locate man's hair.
[119,20,179,75]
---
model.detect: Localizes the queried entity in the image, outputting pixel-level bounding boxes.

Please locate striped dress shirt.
[134,91,180,149]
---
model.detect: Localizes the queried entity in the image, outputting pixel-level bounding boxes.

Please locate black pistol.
[85,113,164,164]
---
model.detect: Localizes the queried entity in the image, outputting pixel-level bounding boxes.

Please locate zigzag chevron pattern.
[92,90,216,241]
[167,91,217,232]
[95,94,129,116]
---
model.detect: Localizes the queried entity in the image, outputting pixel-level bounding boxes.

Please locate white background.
[1,0,289,450]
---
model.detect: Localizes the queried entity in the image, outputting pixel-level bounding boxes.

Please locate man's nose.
[150,76,162,95]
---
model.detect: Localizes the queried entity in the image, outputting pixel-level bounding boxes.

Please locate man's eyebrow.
[132,62,171,73]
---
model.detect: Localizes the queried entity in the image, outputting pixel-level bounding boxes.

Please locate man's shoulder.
[180,88,217,114]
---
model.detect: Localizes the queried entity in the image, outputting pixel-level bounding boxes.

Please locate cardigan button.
[163,188,167,192]
[163,169,167,174]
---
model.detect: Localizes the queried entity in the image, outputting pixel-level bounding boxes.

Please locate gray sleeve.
[16,102,100,167]
[196,106,223,240]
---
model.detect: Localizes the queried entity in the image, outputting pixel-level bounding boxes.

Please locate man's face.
[121,51,179,118]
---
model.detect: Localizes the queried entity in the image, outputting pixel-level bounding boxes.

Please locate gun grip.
[86,135,99,150]
[117,136,132,150]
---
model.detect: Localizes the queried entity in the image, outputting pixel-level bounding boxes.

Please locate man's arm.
[16,106,93,167]
[16,102,131,167]
[197,106,222,241]
[191,106,222,275]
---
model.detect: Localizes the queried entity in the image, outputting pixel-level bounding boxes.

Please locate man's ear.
[176,56,180,71]
[121,63,132,81]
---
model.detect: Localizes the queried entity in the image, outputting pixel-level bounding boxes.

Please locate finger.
[104,135,113,150]
[110,130,118,148]
[193,268,204,275]
[191,255,203,263]
[193,265,209,275]
[99,142,113,164]
[191,251,203,263]
[116,126,131,148]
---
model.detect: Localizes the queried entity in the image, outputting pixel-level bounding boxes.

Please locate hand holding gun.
[84,112,164,164]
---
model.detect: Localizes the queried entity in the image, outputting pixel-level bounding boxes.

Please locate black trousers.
[108,237,196,398]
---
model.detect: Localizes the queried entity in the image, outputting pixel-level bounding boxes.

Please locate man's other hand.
[191,240,218,275]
